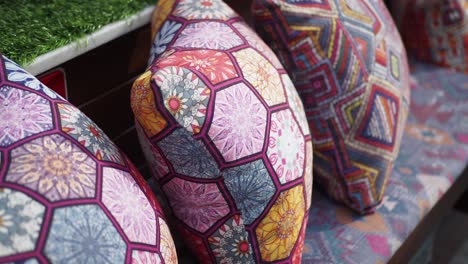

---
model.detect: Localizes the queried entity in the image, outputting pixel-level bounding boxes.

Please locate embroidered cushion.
[391,0,468,72]
[252,0,410,214]
[0,55,177,263]
[301,61,468,263]
[132,0,313,262]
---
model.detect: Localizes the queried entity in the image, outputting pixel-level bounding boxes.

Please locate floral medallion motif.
[163,177,230,232]
[173,22,243,50]
[132,250,162,264]
[136,123,170,179]
[208,83,267,162]
[208,215,254,263]
[233,22,283,69]
[158,128,219,179]
[102,167,157,245]
[304,140,313,209]
[283,74,310,134]
[255,185,305,262]
[154,66,210,134]
[45,205,126,263]
[150,20,182,65]
[233,48,286,106]
[0,86,53,147]
[6,134,97,202]
[268,110,306,184]
[174,0,236,20]
[0,188,45,257]
[157,50,237,85]
[159,218,178,264]
[131,71,167,137]
[224,160,275,224]
[58,103,124,164]
[3,56,59,99]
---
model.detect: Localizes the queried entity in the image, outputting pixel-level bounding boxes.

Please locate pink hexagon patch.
[163,177,230,232]
[208,83,267,162]
[102,167,157,245]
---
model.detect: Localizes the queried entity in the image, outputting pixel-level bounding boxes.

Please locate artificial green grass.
[0,0,155,66]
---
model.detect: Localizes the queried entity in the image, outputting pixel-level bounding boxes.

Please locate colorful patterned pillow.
[391,0,468,72]
[0,55,177,263]
[132,0,313,263]
[253,0,410,214]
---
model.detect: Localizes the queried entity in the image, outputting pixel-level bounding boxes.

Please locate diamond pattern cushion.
[391,0,468,72]
[132,0,313,263]
[302,61,468,263]
[253,0,411,214]
[0,55,177,263]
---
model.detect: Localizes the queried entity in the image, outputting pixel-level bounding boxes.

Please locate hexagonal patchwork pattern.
[233,48,286,106]
[255,185,306,262]
[156,50,238,85]
[223,160,276,225]
[163,177,230,233]
[283,74,310,133]
[208,83,267,162]
[6,134,97,202]
[0,86,53,147]
[132,0,314,263]
[131,71,168,137]
[268,110,306,184]
[233,22,284,69]
[45,204,127,263]
[0,188,45,257]
[154,66,211,134]
[208,215,254,263]
[0,54,177,263]
[158,128,220,178]
[3,56,60,99]
[173,0,236,20]
[173,21,243,50]
[101,167,157,245]
[58,103,124,165]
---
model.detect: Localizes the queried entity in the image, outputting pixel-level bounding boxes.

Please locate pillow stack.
[0,54,177,263]
[253,0,410,213]
[391,0,468,72]
[132,0,313,262]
